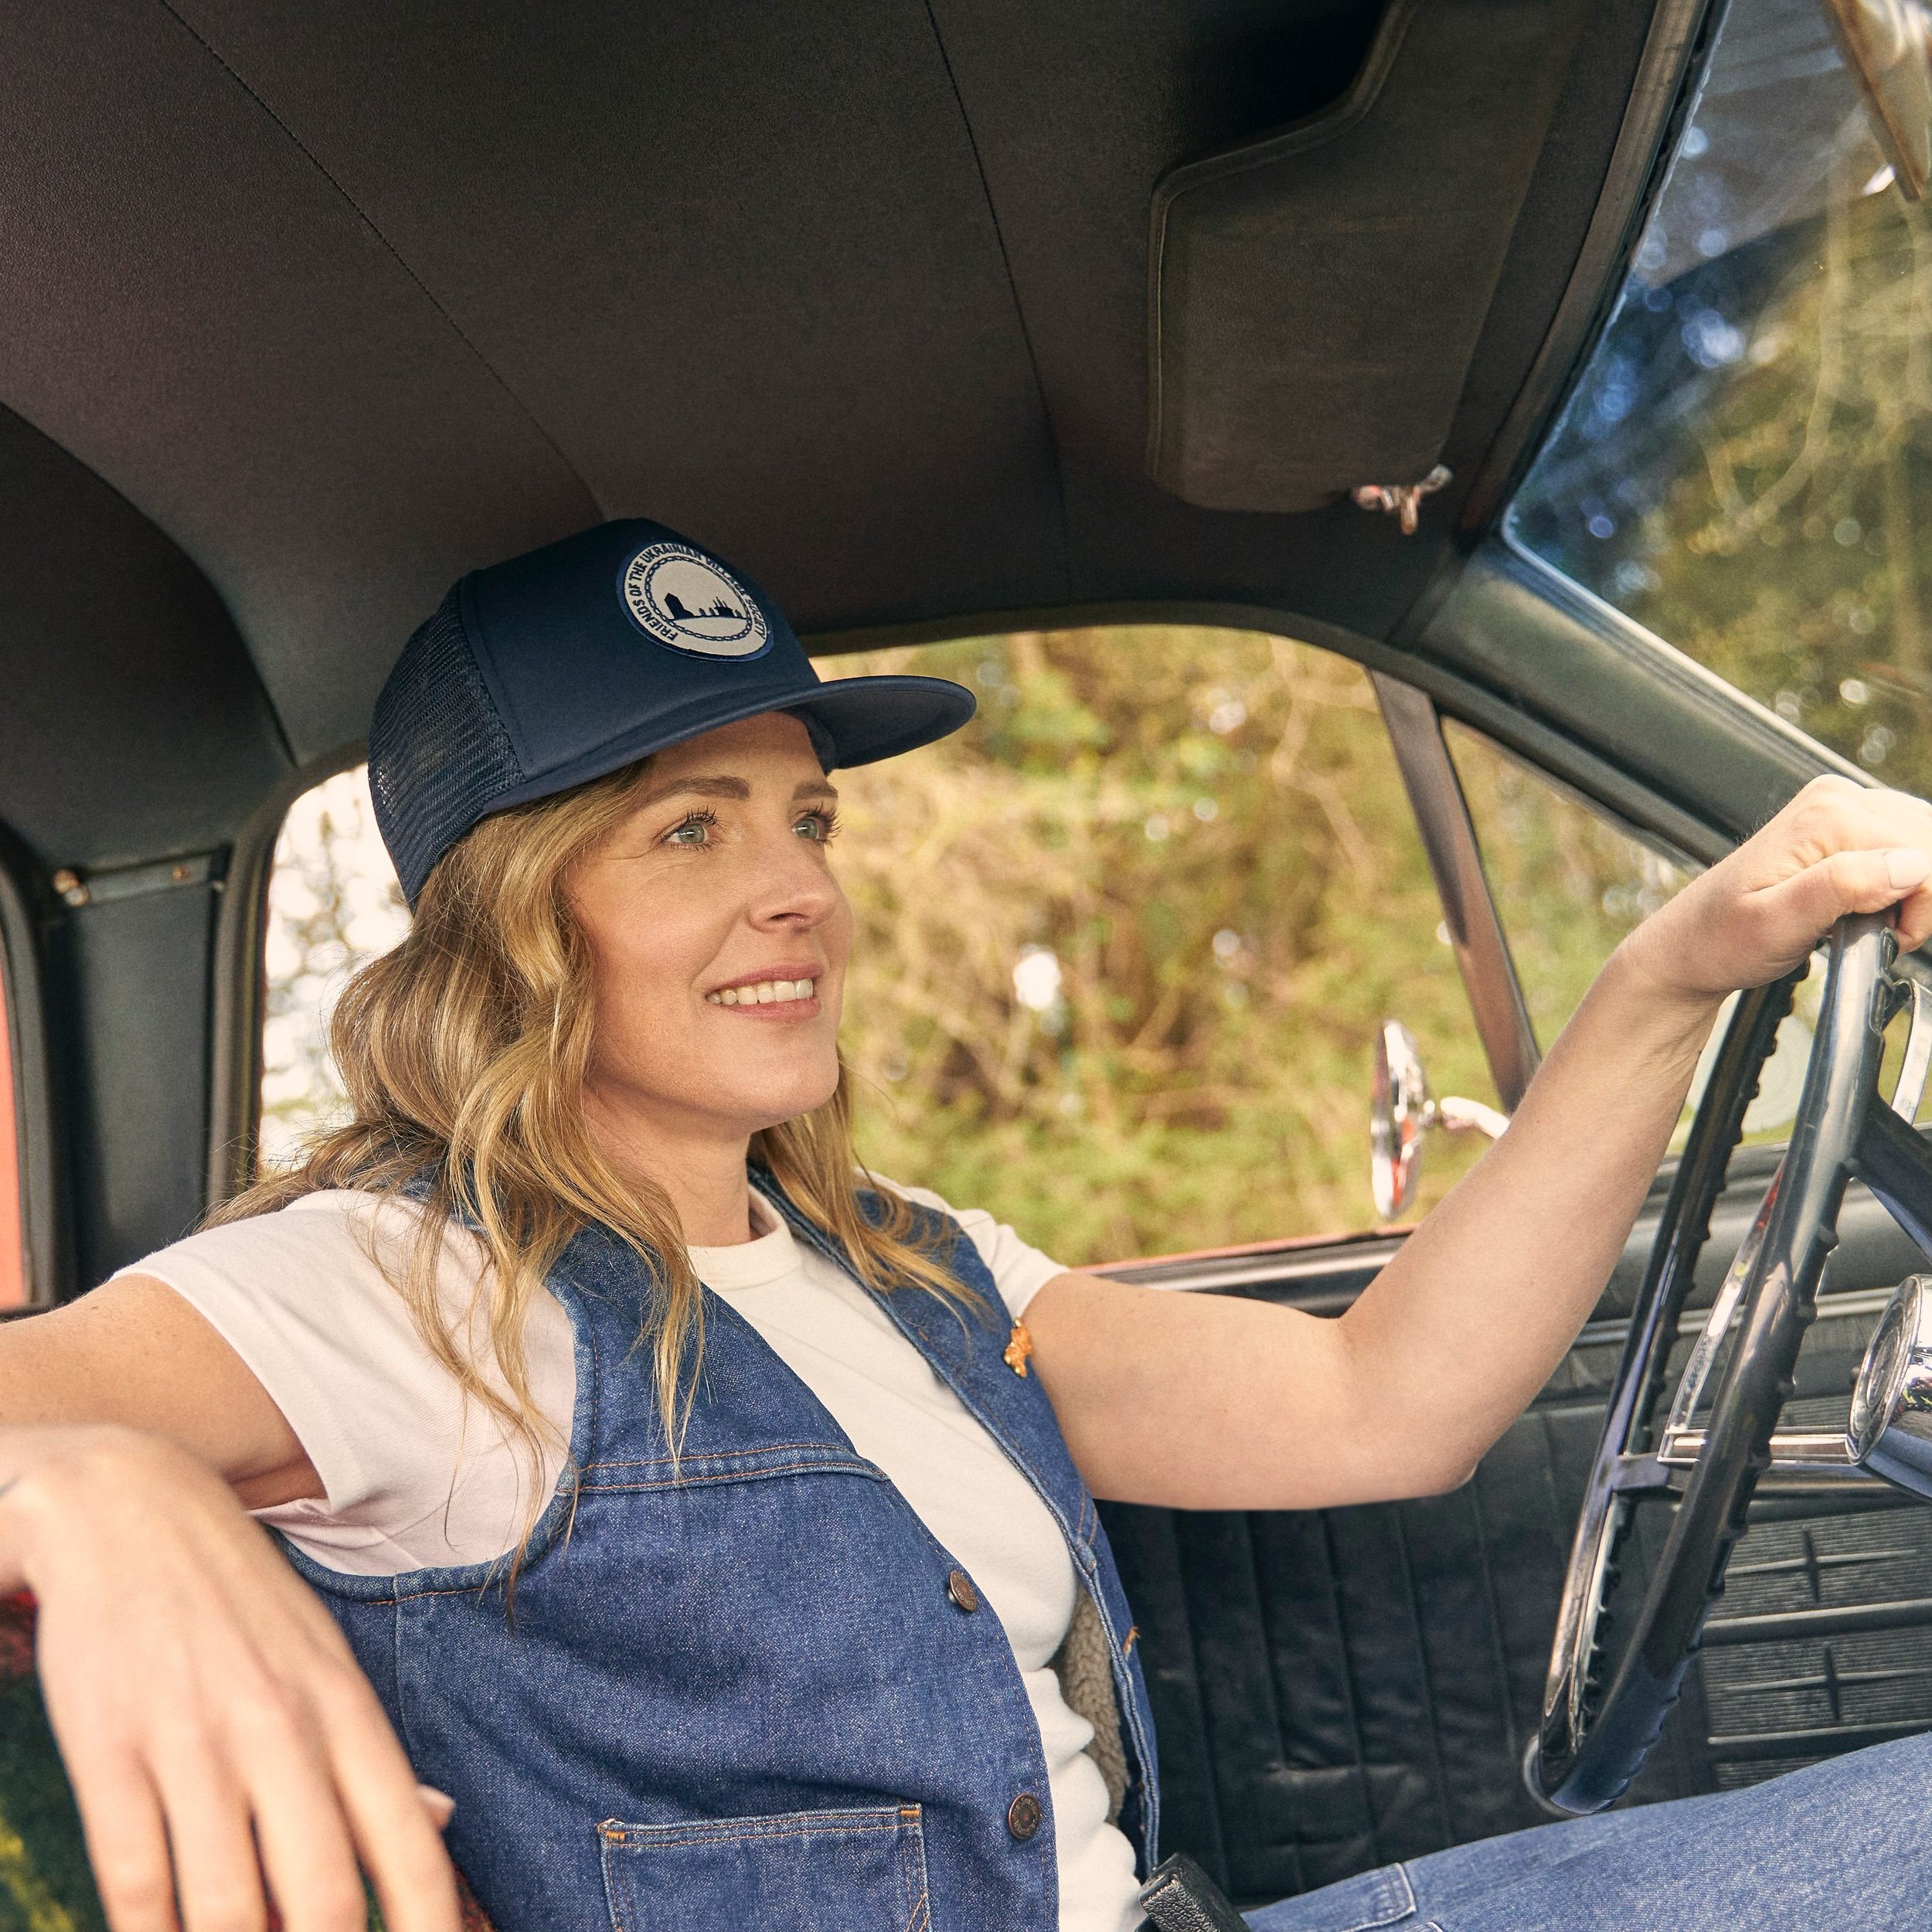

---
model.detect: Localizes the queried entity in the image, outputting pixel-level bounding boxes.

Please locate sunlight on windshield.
[1512,0,1932,794]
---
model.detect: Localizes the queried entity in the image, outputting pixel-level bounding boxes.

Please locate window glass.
[1509,0,1932,796]
[1447,725,1794,1145]
[821,630,1491,1261]
[0,964,22,1308]
[1447,723,1693,1045]
[1448,723,1932,1148]
[259,769,410,1167]
[260,631,1495,1263]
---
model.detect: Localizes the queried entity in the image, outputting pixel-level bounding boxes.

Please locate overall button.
[1006,1793,1043,1841]
[947,1568,980,1613]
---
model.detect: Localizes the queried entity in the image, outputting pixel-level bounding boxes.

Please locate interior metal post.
[1371,671,1541,1111]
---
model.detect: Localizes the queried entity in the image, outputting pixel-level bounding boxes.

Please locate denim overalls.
[287,1177,1158,1930]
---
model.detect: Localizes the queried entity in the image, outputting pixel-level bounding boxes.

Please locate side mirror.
[1370,1019,1509,1218]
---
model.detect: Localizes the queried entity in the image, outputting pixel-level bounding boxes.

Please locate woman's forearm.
[0,1423,148,1593]
[1333,943,1722,1491]
[1031,950,1720,1509]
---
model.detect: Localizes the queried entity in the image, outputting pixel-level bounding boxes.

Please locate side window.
[822,628,1495,1261]
[260,770,410,1168]
[1444,723,1886,1147]
[257,631,1507,1261]
[1445,723,1692,1045]
[0,954,22,1308]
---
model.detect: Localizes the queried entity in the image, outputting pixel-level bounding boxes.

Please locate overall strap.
[749,1168,1162,1859]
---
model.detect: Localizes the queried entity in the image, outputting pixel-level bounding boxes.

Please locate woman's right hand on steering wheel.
[1621,774,1932,1008]
[0,1424,459,1932]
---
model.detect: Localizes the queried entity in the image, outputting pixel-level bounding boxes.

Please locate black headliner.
[0,0,1663,869]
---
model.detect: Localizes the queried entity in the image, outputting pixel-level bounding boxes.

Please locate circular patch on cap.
[619,543,770,658]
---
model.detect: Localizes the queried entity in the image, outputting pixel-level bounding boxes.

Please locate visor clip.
[1351,464,1451,536]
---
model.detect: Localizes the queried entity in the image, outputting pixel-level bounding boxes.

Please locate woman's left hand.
[1621,774,1932,1008]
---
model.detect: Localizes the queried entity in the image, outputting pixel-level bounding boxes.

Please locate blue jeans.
[1245,1731,1932,1931]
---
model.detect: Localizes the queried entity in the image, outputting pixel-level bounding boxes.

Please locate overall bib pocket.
[598,1802,930,1932]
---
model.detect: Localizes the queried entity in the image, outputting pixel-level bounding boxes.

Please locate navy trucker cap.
[368,519,975,903]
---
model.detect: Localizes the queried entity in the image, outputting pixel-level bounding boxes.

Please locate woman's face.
[569,712,851,1154]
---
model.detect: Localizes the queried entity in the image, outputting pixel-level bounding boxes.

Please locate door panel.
[1097,1149,1932,1907]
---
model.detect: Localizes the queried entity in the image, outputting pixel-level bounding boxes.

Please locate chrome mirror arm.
[1371,1019,1428,1219]
[1434,1094,1510,1139]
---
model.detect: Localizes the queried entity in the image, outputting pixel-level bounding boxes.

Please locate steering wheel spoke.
[1653,1427,1873,1476]
[1607,1451,1677,1492]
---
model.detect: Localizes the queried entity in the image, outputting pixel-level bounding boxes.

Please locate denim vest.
[287,1176,1159,1930]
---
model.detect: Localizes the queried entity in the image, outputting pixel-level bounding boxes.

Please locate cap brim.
[478,672,975,822]
[781,674,977,768]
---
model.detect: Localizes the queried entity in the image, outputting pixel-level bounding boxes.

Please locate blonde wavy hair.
[211,751,966,1544]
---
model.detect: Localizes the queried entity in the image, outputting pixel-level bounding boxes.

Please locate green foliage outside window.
[1577,187,1932,798]
[822,628,1495,1261]
[1447,726,1690,1049]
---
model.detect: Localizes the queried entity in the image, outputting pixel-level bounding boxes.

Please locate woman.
[2,518,1930,1932]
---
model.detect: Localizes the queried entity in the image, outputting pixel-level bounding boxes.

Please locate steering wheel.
[1527,913,1932,1815]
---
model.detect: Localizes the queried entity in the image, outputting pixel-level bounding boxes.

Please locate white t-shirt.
[119,1184,1141,1932]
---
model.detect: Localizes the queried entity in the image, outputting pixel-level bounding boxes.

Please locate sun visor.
[1146,0,1594,514]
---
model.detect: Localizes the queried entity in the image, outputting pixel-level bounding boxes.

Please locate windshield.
[1511,0,1932,796]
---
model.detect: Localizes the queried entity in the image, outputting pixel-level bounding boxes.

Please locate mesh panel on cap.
[368,589,526,902]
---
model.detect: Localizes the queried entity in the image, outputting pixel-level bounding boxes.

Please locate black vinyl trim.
[0,822,61,1304]
[1702,1598,1932,1645]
